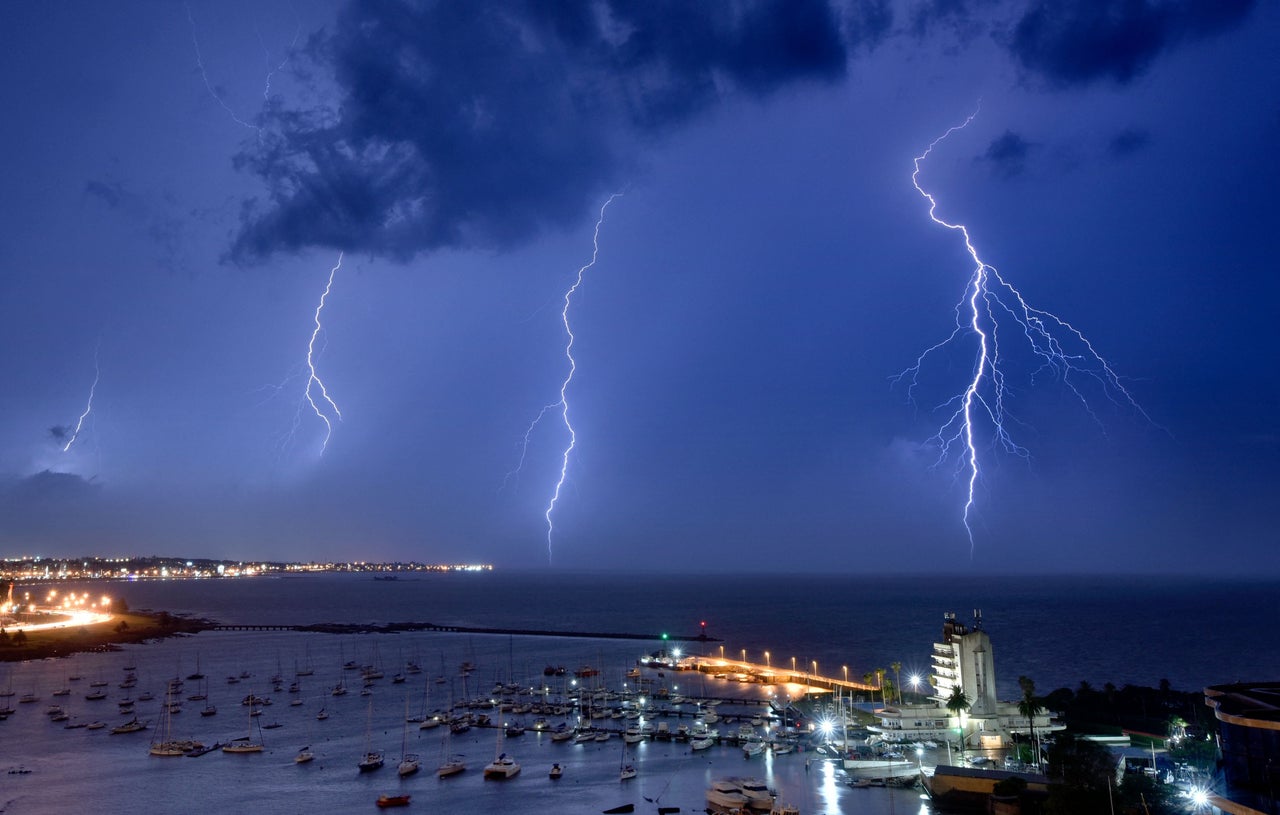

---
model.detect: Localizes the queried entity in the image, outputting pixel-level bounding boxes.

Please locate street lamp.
[811,660,818,677]
[764,651,771,668]
[719,645,725,660]
[740,649,746,665]
[842,665,848,683]
[791,657,797,674]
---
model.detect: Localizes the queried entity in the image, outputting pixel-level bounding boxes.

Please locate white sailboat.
[358,698,384,772]
[150,687,201,756]
[222,690,265,753]
[397,696,420,776]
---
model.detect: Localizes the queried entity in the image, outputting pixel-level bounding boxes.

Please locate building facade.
[869,611,1063,749]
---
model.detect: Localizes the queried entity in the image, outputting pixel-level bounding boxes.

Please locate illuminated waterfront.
[0,572,1276,814]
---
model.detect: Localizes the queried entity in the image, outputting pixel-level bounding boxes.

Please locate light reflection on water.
[4,570,1275,813]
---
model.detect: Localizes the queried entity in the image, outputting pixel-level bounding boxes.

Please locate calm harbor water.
[1,572,1275,815]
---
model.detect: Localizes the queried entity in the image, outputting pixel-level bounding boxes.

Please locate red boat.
[376,794,411,808]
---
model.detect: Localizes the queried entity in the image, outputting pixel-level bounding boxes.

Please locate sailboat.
[358,699,385,772]
[296,645,315,677]
[483,722,520,780]
[619,736,637,781]
[397,696,421,777]
[222,690,265,753]
[436,685,465,777]
[437,750,466,777]
[150,687,201,756]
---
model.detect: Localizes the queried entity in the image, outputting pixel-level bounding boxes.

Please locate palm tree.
[946,686,971,756]
[890,661,902,704]
[1017,676,1043,767]
[875,669,887,706]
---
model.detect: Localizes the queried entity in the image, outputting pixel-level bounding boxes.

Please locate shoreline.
[0,610,216,662]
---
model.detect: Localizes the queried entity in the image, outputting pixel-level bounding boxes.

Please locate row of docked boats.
[705,777,800,814]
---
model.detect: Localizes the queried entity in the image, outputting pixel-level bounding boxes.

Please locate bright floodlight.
[1191,789,1209,807]
[819,719,834,737]
[672,648,681,658]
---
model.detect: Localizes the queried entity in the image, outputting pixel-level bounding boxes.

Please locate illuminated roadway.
[10,609,113,633]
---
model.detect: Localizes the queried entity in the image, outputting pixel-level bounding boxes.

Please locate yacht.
[483,752,521,780]
[396,755,420,777]
[706,780,749,810]
[221,738,264,754]
[738,777,775,810]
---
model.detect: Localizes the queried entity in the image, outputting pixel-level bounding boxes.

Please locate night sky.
[1,1,1276,573]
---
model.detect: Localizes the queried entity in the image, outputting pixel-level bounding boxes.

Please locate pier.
[683,656,878,693]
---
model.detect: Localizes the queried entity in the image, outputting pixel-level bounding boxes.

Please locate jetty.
[681,656,878,693]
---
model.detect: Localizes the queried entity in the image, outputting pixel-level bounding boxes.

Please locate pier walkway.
[684,655,878,693]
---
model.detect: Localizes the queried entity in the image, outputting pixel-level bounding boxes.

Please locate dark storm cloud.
[1107,126,1152,157]
[841,0,894,52]
[1008,0,1258,86]
[978,129,1035,177]
[48,425,69,443]
[230,0,848,262]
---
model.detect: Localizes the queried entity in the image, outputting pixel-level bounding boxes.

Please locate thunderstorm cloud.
[230,0,848,262]
[1007,0,1257,86]
[229,0,1260,262]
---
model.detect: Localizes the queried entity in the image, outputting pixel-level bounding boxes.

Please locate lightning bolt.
[184,2,263,140]
[896,111,1152,555]
[513,194,621,563]
[304,253,344,453]
[257,18,301,102]
[63,341,101,453]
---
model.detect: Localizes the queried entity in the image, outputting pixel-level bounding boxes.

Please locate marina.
[0,572,1273,814]
[0,631,933,814]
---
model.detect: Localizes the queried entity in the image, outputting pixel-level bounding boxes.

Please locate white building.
[869,610,1064,749]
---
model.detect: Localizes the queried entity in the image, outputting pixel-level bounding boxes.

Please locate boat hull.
[842,758,919,780]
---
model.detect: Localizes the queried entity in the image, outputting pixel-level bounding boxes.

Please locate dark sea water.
[1,572,1275,815]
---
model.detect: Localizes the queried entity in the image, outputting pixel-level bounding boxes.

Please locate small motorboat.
[375,794,410,808]
[549,763,563,779]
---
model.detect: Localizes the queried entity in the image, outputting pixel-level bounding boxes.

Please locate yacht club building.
[869,611,1064,749]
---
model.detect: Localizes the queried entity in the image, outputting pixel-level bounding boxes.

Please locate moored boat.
[706,779,749,810]
[375,794,411,808]
[110,717,147,734]
[842,753,919,780]
[483,752,520,779]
